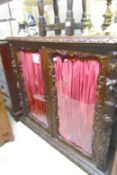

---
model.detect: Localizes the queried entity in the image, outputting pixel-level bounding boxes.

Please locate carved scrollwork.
[94,113,113,170]
[93,112,113,171]
[92,57,113,171]
[48,48,107,61]
[41,47,58,136]
[93,55,117,171]
[106,78,117,93]
[109,62,117,74]
[106,78,117,86]
[102,114,113,129]
[10,46,29,116]
[10,47,22,107]
[108,52,117,74]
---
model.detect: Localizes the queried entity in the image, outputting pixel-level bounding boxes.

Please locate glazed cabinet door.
[10,46,52,132]
[41,47,117,172]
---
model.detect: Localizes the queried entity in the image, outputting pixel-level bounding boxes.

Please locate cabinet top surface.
[7,36,117,45]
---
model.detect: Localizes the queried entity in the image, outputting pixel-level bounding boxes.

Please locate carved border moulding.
[109,52,117,74]
[45,47,114,172]
[92,56,113,171]
[6,36,117,57]
[7,36,117,45]
[9,45,24,117]
[107,52,117,143]
[10,46,29,117]
[41,47,58,136]
[8,36,98,44]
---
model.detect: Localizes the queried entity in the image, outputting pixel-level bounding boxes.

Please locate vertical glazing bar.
[65,0,75,36]
[37,0,47,36]
[53,0,61,35]
[81,0,92,31]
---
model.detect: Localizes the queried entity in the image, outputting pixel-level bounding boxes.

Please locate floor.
[0,115,88,175]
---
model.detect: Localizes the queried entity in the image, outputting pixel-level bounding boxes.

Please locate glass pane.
[54,55,99,156]
[19,50,48,127]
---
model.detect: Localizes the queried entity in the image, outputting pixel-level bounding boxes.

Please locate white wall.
[0,0,116,38]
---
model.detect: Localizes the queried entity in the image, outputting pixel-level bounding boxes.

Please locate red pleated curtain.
[19,51,48,126]
[18,51,99,156]
[54,55,100,156]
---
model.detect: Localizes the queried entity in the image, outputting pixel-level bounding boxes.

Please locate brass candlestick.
[103,1,117,35]
[81,0,92,32]
[114,2,117,23]
[102,0,113,30]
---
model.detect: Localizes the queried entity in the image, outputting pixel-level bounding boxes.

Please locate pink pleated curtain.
[19,51,48,126]
[54,55,100,156]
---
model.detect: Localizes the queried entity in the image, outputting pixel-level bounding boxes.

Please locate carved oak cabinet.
[7,36,117,175]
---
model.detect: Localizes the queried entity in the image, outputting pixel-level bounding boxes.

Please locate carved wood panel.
[7,37,117,175]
